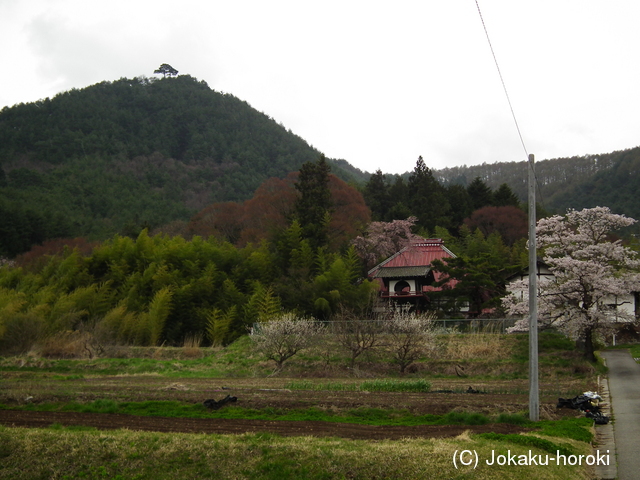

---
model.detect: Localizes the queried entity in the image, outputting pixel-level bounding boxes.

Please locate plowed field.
[0,409,530,439]
[0,375,580,439]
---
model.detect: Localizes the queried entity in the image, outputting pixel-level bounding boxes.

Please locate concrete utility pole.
[528,153,539,421]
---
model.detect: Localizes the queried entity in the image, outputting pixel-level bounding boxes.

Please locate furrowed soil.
[0,409,529,439]
[0,375,587,440]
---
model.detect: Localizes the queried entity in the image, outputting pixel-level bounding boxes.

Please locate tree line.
[363,156,524,238]
[0,155,531,352]
[1,72,638,260]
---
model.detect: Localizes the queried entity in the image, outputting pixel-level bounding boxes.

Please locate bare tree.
[333,310,384,368]
[251,313,321,371]
[385,310,437,374]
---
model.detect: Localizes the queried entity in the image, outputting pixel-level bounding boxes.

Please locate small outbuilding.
[368,238,459,312]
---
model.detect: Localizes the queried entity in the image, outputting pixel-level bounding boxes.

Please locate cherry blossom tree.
[352,216,420,270]
[504,206,640,361]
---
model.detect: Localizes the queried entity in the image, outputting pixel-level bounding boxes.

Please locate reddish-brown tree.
[14,237,100,270]
[463,206,527,246]
[325,175,371,251]
[187,202,244,243]
[238,175,298,246]
[188,173,370,250]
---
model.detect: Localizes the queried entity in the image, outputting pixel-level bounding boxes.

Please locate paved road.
[601,350,640,480]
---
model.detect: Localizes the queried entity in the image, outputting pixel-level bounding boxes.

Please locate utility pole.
[528,153,539,421]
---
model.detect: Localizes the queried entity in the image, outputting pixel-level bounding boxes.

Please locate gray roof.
[373,266,431,278]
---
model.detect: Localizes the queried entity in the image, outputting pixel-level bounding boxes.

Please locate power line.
[474,1,548,212]
[475,1,540,422]
[474,0,529,159]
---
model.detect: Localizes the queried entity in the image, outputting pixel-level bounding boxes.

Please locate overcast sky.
[1,0,638,174]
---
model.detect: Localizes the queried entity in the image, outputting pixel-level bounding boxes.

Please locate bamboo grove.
[0,227,378,352]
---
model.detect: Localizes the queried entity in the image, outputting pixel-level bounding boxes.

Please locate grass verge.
[0,426,595,480]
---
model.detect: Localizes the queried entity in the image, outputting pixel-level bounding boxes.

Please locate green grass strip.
[4,400,594,440]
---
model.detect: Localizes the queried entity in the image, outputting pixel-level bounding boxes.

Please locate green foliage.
[493,183,520,207]
[546,147,640,225]
[0,221,387,348]
[0,76,363,256]
[538,332,575,351]
[284,379,432,393]
[144,287,173,346]
[294,155,333,249]
[536,417,593,443]
[437,411,490,425]
[467,176,494,210]
[18,399,593,430]
[408,156,450,231]
[362,169,393,221]
[494,413,530,425]
[311,247,377,318]
[358,379,432,392]
[430,228,524,317]
[244,284,282,323]
[0,232,257,347]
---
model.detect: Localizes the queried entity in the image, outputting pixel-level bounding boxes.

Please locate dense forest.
[0,153,530,352]
[433,146,640,221]
[1,71,638,258]
[0,74,366,256]
[0,70,639,352]
[0,148,527,349]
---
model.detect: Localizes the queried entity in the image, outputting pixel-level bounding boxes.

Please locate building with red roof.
[368,238,459,312]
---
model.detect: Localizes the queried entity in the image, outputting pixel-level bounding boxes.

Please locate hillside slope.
[546,147,640,220]
[433,146,640,218]
[0,75,366,256]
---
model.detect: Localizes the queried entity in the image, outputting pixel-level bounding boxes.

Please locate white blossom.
[504,207,640,358]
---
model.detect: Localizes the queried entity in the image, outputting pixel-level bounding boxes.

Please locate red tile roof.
[368,238,457,292]
[368,238,455,275]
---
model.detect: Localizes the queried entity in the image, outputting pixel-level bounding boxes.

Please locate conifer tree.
[408,156,450,231]
[153,63,179,78]
[467,177,494,211]
[363,169,392,221]
[493,183,520,207]
[294,155,333,250]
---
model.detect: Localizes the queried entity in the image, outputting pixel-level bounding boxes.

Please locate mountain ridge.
[1,73,639,257]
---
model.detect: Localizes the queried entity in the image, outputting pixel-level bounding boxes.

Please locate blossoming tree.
[503,206,640,361]
[352,216,420,270]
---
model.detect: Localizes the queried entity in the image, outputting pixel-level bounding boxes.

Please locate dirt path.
[0,409,529,440]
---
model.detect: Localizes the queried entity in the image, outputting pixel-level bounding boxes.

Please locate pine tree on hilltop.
[154,64,179,78]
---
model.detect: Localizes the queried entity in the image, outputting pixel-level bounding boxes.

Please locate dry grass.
[440,334,513,361]
[181,333,204,359]
[32,331,95,359]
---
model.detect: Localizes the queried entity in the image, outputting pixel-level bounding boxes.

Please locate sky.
[1,0,639,175]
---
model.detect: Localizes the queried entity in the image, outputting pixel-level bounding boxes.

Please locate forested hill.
[433,146,640,218]
[546,147,640,220]
[0,75,367,255]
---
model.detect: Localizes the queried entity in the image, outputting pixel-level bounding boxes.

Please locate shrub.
[385,311,437,374]
[251,313,322,370]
